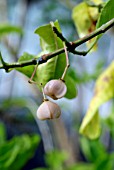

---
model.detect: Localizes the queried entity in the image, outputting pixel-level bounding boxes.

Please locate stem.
[73,18,114,47]
[0,52,9,72]
[0,18,114,71]
[50,21,71,48]
[73,38,98,56]
[0,58,37,70]
[42,86,47,101]
[28,62,39,84]
[61,42,70,80]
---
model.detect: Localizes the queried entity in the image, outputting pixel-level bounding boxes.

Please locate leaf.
[0,134,40,170]
[72,0,102,51]
[0,123,6,145]
[96,0,114,28]
[104,108,114,137]
[35,20,66,85]
[95,153,114,170]
[0,24,23,36]
[65,74,78,99]
[79,61,114,139]
[72,2,91,37]
[80,137,107,162]
[45,150,67,169]
[68,163,94,170]
[80,137,93,161]
[16,52,36,78]
[11,135,40,170]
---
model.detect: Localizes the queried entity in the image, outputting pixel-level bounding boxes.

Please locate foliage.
[96,0,114,28]
[0,123,40,170]
[0,123,6,145]
[33,136,114,170]
[32,149,93,170]
[16,52,35,78]
[0,24,23,37]
[72,0,103,50]
[45,150,67,170]
[102,106,114,137]
[80,61,114,139]
[79,137,114,170]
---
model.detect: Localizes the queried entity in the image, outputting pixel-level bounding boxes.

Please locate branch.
[0,54,37,71]
[73,18,114,47]
[0,18,114,71]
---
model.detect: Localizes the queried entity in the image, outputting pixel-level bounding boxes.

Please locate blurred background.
[0,0,114,169]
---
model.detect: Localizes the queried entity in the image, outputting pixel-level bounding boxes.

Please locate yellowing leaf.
[79,61,114,139]
[72,0,102,51]
[89,0,103,21]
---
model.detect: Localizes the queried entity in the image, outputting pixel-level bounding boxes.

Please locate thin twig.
[28,62,39,84]
[72,38,98,56]
[42,86,47,101]
[73,18,114,47]
[61,42,70,80]
[50,21,71,48]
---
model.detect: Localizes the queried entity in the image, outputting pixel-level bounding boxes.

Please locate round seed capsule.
[44,79,67,100]
[37,100,61,120]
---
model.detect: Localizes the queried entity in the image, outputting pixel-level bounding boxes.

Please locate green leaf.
[65,74,78,99]
[79,61,114,139]
[35,20,66,85]
[0,24,23,36]
[80,137,107,162]
[80,137,93,161]
[68,163,94,170]
[45,150,67,169]
[0,123,6,145]
[103,107,114,137]
[0,134,40,170]
[11,135,40,170]
[16,52,36,78]
[95,153,114,170]
[96,0,114,28]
